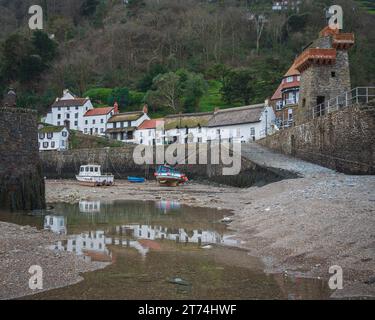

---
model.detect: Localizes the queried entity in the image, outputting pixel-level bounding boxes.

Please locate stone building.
[295,26,355,124]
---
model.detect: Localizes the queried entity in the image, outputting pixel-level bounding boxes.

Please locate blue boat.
[128,176,146,183]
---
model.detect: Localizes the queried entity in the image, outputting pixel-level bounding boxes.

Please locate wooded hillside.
[0,0,374,116]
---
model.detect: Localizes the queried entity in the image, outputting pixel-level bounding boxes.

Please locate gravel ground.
[44,175,375,298]
[0,222,108,300]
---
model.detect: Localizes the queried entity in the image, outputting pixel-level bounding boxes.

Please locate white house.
[45,89,94,131]
[38,125,69,151]
[163,112,213,145]
[44,215,67,235]
[207,104,276,142]
[83,105,117,136]
[106,109,150,143]
[134,119,164,146]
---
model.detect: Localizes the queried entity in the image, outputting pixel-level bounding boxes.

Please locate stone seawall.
[40,144,287,188]
[0,107,46,211]
[258,104,375,174]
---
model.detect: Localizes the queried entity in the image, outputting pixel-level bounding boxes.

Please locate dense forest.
[0,0,374,116]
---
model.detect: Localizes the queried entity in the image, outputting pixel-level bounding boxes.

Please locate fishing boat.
[128,176,146,183]
[76,165,114,186]
[154,165,188,187]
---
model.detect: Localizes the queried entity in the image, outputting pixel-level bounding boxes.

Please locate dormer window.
[286,76,293,83]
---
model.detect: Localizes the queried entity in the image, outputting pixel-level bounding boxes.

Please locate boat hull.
[76,175,115,187]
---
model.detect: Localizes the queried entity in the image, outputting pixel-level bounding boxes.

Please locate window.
[51,141,55,148]
[95,167,99,172]
[75,106,79,110]
[113,122,117,129]
[331,71,336,78]
[61,140,65,147]
[39,133,45,139]
[66,113,70,119]
[57,121,60,126]
[57,114,61,119]
[95,128,98,133]
[100,128,104,133]
[67,107,70,111]
[58,107,61,111]
[101,119,104,123]
[75,113,78,119]
[128,121,131,127]
[74,121,78,126]
[84,128,88,133]
[148,130,152,137]
[90,167,94,172]
[47,132,53,139]
[62,131,67,137]
[297,76,301,81]
[85,120,88,125]
[198,137,202,143]
[286,76,293,83]
[85,167,89,172]
[43,142,48,148]
[92,119,96,124]
[250,128,255,136]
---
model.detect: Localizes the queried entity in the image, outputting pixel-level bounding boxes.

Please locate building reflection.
[44,215,67,235]
[45,201,239,262]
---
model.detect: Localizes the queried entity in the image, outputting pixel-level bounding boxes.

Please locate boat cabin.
[79,165,103,176]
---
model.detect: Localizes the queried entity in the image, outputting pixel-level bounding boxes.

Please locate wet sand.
[44,176,375,298]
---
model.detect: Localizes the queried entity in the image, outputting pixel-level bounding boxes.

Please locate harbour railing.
[312,87,375,119]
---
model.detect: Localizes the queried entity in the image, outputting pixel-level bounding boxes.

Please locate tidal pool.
[0,200,331,300]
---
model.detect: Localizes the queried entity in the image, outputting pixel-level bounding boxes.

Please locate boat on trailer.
[76,165,114,187]
[154,165,188,187]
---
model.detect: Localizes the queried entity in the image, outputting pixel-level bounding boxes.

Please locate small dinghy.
[76,165,114,186]
[154,165,188,187]
[128,176,146,183]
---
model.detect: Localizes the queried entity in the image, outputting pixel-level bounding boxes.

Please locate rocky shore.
[0,222,108,300]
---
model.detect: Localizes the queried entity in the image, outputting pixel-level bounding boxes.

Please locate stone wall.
[0,107,46,211]
[40,144,287,188]
[258,104,375,174]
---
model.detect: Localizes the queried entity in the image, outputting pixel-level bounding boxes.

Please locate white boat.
[76,165,114,187]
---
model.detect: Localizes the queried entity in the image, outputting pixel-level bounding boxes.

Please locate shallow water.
[0,200,331,299]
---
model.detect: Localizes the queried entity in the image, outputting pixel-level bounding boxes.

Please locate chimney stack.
[143,104,149,114]
[114,101,119,114]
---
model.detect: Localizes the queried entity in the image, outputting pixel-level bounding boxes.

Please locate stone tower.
[295,26,355,124]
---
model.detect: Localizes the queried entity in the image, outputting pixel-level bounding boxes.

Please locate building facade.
[106,111,150,143]
[270,62,301,128]
[38,125,69,151]
[163,112,213,145]
[134,119,165,145]
[207,105,276,142]
[83,106,117,136]
[45,89,94,131]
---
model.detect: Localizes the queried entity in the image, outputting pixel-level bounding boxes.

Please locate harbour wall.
[0,107,46,211]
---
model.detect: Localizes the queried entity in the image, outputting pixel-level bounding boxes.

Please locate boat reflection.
[155,200,181,213]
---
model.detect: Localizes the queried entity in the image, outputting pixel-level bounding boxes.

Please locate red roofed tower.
[295,26,355,124]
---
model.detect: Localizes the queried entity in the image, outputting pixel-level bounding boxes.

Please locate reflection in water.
[0,200,331,300]
[44,215,67,235]
[155,200,181,213]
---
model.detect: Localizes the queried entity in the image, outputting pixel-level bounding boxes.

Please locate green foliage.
[31,30,58,63]
[80,0,100,17]
[145,70,207,114]
[199,80,234,112]
[108,87,130,109]
[221,68,255,105]
[84,87,113,104]
[137,64,168,92]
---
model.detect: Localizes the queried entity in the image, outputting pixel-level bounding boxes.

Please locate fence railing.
[312,87,375,119]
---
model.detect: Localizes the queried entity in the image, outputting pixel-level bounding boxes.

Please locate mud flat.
[0,221,108,300]
[45,175,375,299]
